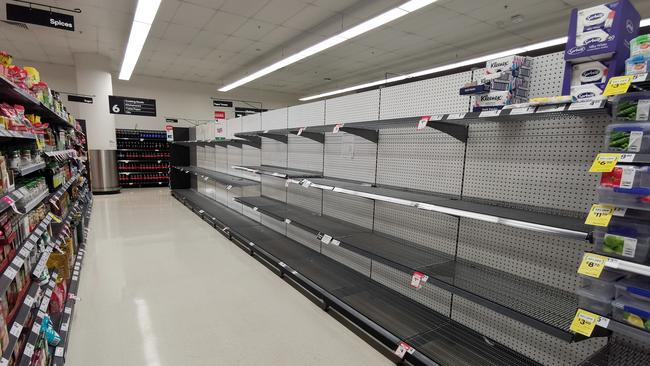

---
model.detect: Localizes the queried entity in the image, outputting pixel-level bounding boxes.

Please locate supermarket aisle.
[66,188,391,366]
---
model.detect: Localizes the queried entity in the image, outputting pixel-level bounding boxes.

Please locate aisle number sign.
[603,75,634,96]
[585,204,616,227]
[589,153,620,172]
[570,309,600,336]
[577,253,607,278]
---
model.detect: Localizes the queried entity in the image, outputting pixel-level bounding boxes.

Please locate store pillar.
[73,53,120,194]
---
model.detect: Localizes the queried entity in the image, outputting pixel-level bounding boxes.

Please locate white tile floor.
[66,188,391,366]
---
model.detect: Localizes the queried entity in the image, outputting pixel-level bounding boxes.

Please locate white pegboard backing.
[241,144,261,182]
[226,117,242,140]
[378,71,472,119]
[205,145,216,170]
[288,100,325,128]
[196,145,206,169]
[323,132,377,183]
[227,186,243,212]
[376,128,465,195]
[261,213,287,235]
[325,90,380,124]
[528,52,565,98]
[287,183,322,213]
[463,116,608,214]
[373,202,458,256]
[261,175,287,203]
[214,143,229,173]
[261,137,287,168]
[321,243,371,277]
[261,108,288,130]
[288,134,323,172]
[242,114,261,132]
[214,185,228,206]
[371,261,452,316]
[451,296,605,366]
[227,144,242,178]
[242,204,261,222]
[457,218,593,292]
[322,190,373,229]
[287,224,321,253]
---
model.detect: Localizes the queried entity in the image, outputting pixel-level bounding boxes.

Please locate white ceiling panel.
[183,0,226,10]
[260,26,304,46]
[149,21,170,39]
[181,45,215,60]
[218,36,256,52]
[220,0,271,17]
[155,0,182,22]
[203,11,249,35]
[163,24,200,44]
[232,19,280,41]
[191,31,229,49]
[254,0,308,24]
[283,4,337,31]
[171,2,216,28]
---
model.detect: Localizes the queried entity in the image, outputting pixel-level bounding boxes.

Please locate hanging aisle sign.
[6,4,75,31]
[213,100,233,108]
[108,95,157,117]
[67,95,93,104]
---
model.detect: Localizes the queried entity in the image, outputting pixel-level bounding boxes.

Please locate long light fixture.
[218,0,439,92]
[300,17,650,101]
[119,0,161,80]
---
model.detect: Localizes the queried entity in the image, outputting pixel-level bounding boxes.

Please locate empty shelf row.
[171,189,541,366]
[231,165,589,240]
[172,166,259,187]
[235,195,577,340]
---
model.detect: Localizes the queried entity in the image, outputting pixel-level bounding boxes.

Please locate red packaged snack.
[601,167,623,187]
[49,280,67,315]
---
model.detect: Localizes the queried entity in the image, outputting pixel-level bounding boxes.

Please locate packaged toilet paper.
[571,61,609,85]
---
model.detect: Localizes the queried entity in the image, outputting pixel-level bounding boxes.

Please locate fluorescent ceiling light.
[218,0,438,92]
[119,0,161,80]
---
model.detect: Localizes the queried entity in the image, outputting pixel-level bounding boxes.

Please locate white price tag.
[629,131,644,152]
[619,154,635,163]
[417,117,429,130]
[24,343,34,357]
[606,257,621,269]
[4,267,18,280]
[19,247,29,257]
[597,316,611,328]
[568,100,601,111]
[632,73,648,82]
[410,272,429,289]
[300,179,311,188]
[25,295,34,307]
[55,347,64,357]
[394,342,414,359]
[34,228,43,236]
[332,124,343,133]
[284,219,291,224]
[446,113,466,120]
[509,106,536,115]
[537,104,566,113]
[226,185,233,190]
[61,322,69,332]
[428,115,444,121]
[279,262,286,268]
[45,289,52,297]
[31,322,40,334]
[25,241,34,250]
[253,207,258,211]
[64,307,72,314]
[330,239,340,246]
[11,256,24,268]
[479,110,501,117]
[321,234,333,244]
[72,275,79,281]
[37,311,45,319]
[297,127,304,136]
[620,166,637,189]
[198,210,204,214]
[10,323,23,337]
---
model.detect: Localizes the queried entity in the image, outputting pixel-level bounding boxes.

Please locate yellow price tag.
[589,153,620,172]
[48,212,62,223]
[570,309,600,336]
[585,204,616,227]
[603,75,634,96]
[577,253,608,278]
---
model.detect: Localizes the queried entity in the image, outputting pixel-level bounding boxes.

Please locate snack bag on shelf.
[22,67,39,88]
[0,51,12,67]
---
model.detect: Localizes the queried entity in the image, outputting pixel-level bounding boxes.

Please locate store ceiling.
[1,0,650,99]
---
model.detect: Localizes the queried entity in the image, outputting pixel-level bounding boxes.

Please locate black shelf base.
[171,189,540,366]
